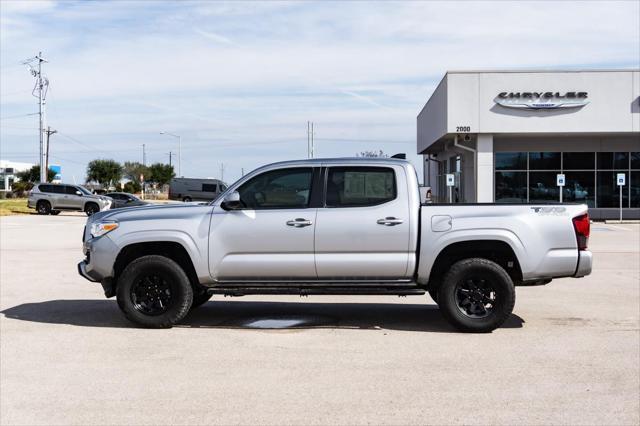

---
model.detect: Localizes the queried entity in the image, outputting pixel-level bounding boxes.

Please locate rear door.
[314,164,412,280]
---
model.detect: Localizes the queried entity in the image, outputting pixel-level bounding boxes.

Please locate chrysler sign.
[495,91,589,110]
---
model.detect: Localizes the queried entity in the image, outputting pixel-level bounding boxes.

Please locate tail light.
[572,213,590,250]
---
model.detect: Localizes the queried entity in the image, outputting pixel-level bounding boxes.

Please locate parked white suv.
[28,183,112,216]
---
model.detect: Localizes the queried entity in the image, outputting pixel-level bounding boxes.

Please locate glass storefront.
[495,151,639,207]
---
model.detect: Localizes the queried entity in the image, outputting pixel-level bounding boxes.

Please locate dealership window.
[597,152,629,170]
[597,171,629,208]
[563,152,595,170]
[495,171,527,203]
[564,172,595,207]
[495,152,527,170]
[529,152,561,170]
[529,172,560,202]
[631,172,640,208]
[495,151,637,207]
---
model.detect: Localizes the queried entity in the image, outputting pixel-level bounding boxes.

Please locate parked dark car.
[104,192,148,209]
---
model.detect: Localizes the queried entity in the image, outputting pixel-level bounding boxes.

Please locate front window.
[237,167,312,209]
[77,186,92,195]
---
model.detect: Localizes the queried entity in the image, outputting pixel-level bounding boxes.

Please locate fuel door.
[431,215,452,232]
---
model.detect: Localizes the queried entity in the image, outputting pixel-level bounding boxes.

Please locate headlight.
[90,221,119,238]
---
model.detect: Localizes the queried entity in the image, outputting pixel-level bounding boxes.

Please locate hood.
[88,202,213,223]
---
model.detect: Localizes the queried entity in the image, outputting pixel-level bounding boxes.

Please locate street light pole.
[160,132,182,177]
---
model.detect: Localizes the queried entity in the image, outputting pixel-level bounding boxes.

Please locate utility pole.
[45,126,57,175]
[167,151,175,168]
[311,122,315,158]
[219,163,226,182]
[23,52,49,182]
[160,132,182,177]
[142,144,146,166]
[306,121,316,158]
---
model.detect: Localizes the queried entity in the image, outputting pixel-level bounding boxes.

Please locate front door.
[314,165,411,280]
[209,167,318,281]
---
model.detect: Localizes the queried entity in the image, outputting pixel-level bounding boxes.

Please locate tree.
[86,159,123,187]
[357,150,388,158]
[148,163,175,186]
[16,165,56,183]
[122,161,149,184]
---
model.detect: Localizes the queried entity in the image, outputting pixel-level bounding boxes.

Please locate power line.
[0,113,38,120]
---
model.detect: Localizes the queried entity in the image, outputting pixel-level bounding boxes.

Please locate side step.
[206,286,426,297]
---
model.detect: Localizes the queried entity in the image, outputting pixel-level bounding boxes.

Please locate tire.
[438,258,515,333]
[51,210,61,215]
[36,200,51,215]
[84,203,99,216]
[182,196,192,202]
[190,290,213,309]
[116,255,193,328]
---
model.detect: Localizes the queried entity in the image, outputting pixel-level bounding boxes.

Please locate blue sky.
[1,0,639,184]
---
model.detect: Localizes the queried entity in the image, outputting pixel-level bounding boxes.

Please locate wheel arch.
[425,240,523,291]
[113,241,201,292]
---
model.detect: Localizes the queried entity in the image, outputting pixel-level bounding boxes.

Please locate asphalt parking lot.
[1,213,638,425]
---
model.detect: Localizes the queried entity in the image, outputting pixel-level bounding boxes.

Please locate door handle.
[377,217,403,226]
[286,218,313,228]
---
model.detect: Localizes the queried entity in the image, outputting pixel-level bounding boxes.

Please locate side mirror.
[75,191,82,196]
[220,191,242,211]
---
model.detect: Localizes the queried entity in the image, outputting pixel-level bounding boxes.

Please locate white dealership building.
[418,69,640,219]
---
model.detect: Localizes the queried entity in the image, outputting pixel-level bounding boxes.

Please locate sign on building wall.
[495,91,589,110]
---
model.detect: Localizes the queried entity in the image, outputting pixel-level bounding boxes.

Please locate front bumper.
[77,235,120,297]
[573,250,593,278]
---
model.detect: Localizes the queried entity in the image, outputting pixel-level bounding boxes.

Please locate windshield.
[77,186,93,195]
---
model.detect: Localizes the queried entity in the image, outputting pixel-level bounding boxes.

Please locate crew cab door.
[208,166,319,281]
[314,165,411,279]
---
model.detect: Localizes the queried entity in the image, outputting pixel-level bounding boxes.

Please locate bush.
[123,181,141,194]
[11,181,33,198]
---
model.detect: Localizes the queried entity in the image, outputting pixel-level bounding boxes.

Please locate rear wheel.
[36,200,51,215]
[84,203,99,216]
[438,258,515,333]
[182,196,192,202]
[116,255,193,328]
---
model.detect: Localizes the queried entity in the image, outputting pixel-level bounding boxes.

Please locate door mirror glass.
[75,190,82,196]
[220,191,242,210]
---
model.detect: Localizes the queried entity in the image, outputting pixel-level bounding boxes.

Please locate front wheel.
[84,203,99,216]
[182,196,192,202]
[438,258,515,333]
[116,255,193,328]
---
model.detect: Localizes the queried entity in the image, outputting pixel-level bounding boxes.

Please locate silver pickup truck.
[78,158,592,332]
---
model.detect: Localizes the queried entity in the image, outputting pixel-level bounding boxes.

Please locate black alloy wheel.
[130,274,175,316]
[437,258,515,333]
[455,277,496,319]
[37,200,51,215]
[85,203,99,216]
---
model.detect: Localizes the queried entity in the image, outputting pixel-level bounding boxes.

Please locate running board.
[206,286,426,297]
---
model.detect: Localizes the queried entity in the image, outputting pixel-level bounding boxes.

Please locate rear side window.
[38,184,52,193]
[46,185,65,194]
[202,184,218,192]
[325,167,396,207]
